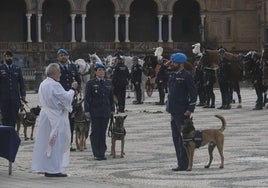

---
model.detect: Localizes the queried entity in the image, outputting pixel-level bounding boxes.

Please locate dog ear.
[123,115,127,119]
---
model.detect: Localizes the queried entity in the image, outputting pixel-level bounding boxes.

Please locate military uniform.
[84,77,115,159]
[0,63,26,127]
[156,63,169,105]
[58,60,81,149]
[252,58,263,109]
[166,53,197,170]
[217,57,231,109]
[130,62,143,104]
[59,61,81,92]
[112,61,130,112]
[203,68,216,108]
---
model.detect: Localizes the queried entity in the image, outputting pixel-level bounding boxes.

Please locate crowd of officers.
[194,48,266,110]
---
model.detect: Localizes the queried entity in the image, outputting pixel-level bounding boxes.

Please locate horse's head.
[192,43,202,56]
[89,53,102,64]
[74,59,90,74]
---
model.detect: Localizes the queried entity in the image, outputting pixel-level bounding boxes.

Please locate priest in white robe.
[32,63,78,177]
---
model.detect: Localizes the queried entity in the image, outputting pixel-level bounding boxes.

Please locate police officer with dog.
[165,52,197,171]
[0,50,26,127]
[84,62,115,160]
[57,48,81,151]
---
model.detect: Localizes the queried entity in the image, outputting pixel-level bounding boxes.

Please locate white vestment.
[32,77,74,174]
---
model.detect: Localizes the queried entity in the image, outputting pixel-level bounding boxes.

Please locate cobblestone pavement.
[1,88,268,188]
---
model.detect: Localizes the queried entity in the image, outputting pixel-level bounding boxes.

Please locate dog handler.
[84,62,115,160]
[32,63,78,177]
[165,52,197,171]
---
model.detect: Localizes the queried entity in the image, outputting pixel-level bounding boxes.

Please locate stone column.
[71,14,76,42]
[125,14,130,42]
[158,15,163,42]
[168,15,173,42]
[26,13,32,42]
[38,14,42,42]
[81,14,87,42]
[114,14,120,42]
[200,14,206,42]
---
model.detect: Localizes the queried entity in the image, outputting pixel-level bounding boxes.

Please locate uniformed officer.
[217,48,231,109]
[155,59,169,105]
[203,68,216,108]
[84,62,115,160]
[130,56,143,104]
[165,52,197,171]
[0,50,26,127]
[252,53,263,110]
[112,57,130,113]
[57,48,81,151]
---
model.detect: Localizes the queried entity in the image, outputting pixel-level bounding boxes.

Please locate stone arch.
[0,0,27,42]
[126,0,162,12]
[42,0,72,42]
[85,0,115,42]
[129,0,158,42]
[172,0,201,42]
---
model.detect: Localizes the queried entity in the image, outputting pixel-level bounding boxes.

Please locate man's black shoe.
[70,147,76,152]
[203,105,209,108]
[171,167,185,171]
[217,106,224,109]
[209,105,215,108]
[223,105,231,110]
[253,107,262,110]
[94,156,107,161]
[45,173,68,177]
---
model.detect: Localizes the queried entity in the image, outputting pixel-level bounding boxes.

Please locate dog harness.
[183,130,202,148]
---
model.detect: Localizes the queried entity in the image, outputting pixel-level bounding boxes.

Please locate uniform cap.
[4,50,13,57]
[171,52,187,64]
[94,62,105,70]
[57,48,69,55]
[218,48,226,55]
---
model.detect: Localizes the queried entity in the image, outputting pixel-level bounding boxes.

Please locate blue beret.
[171,52,187,64]
[57,48,69,55]
[94,62,105,70]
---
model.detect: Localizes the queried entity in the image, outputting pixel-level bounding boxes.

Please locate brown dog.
[182,115,226,171]
[16,105,41,140]
[110,115,127,158]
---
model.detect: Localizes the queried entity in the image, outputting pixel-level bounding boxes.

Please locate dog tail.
[215,115,226,132]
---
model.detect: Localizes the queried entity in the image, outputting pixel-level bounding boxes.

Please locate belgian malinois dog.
[182,115,226,171]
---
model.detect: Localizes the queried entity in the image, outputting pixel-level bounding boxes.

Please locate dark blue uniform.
[203,68,216,108]
[166,68,197,170]
[130,63,142,103]
[0,63,26,127]
[217,57,231,109]
[156,63,169,105]
[59,62,81,92]
[112,62,130,112]
[58,61,81,148]
[252,58,263,109]
[84,78,115,159]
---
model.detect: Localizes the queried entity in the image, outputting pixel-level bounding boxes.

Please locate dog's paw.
[25,137,29,141]
[219,165,224,169]
[204,165,210,168]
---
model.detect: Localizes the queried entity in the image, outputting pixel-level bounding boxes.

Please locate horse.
[73,59,91,97]
[199,49,243,108]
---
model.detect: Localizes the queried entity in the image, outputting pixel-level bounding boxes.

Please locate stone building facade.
[0,0,267,66]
